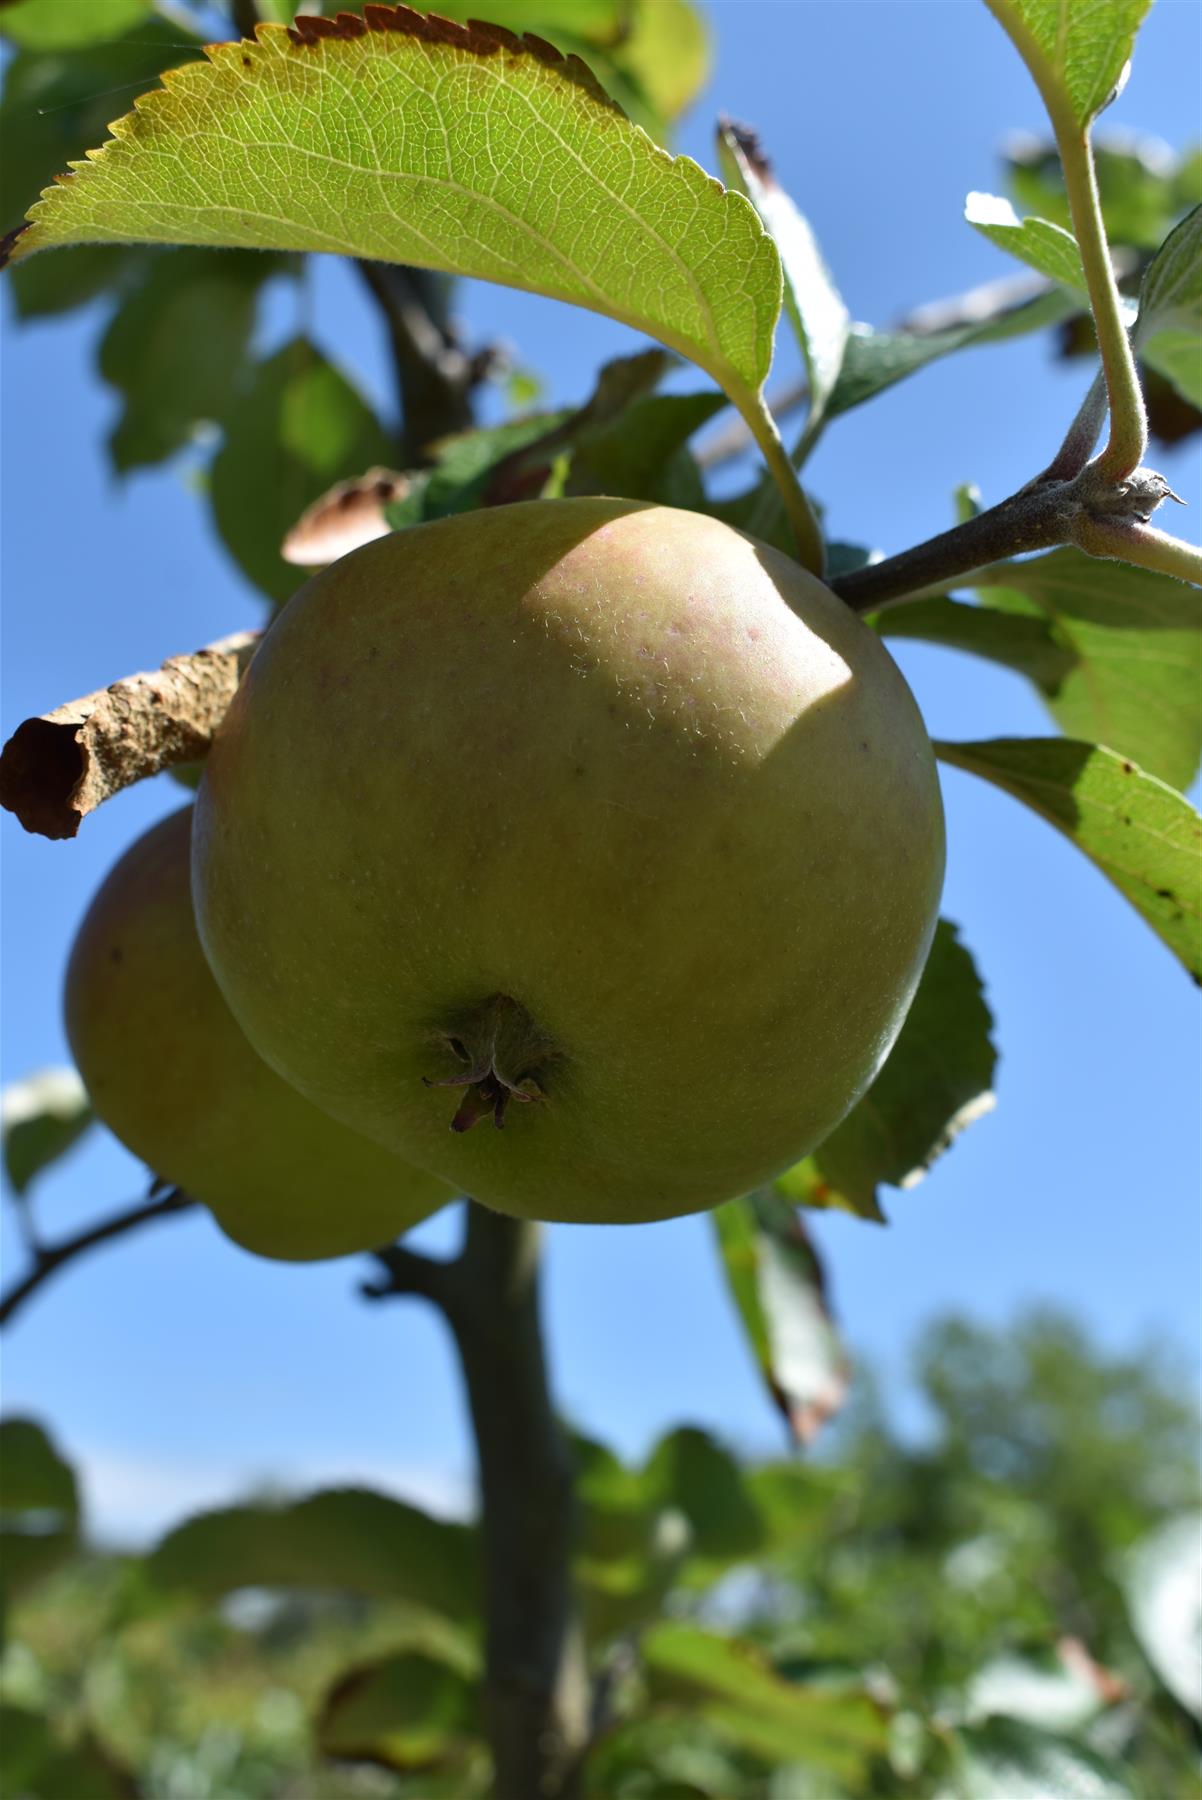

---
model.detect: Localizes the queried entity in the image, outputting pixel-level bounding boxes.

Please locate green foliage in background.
[1,1315,1199,1798]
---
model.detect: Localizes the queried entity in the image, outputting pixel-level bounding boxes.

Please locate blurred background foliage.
[2,1,1201,1796]
[2,1311,1199,1798]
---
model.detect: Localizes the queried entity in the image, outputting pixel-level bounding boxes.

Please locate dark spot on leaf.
[1121,760,1134,772]
[241,54,251,67]
[1156,888,1175,900]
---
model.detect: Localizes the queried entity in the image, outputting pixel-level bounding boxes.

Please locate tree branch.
[447,1206,589,1800]
[0,1189,197,1329]
[356,262,490,461]
[360,1203,589,1798]
[360,1239,458,1307]
[0,632,258,840]
[831,460,1200,613]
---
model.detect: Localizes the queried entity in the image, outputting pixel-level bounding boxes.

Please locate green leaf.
[210,338,393,603]
[964,192,1087,293]
[419,0,710,139]
[1133,205,1202,407]
[822,288,1076,422]
[1140,328,1202,410]
[641,1624,887,1780]
[1122,1513,1202,1719]
[0,0,151,52]
[5,12,780,441]
[643,1428,765,1562]
[568,389,725,508]
[710,1194,849,1444]
[2,1066,93,1196]
[878,596,1076,698]
[418,348,671,516]
[779,920,997,1222]
[1007,134,1196,251]
[0,1417,81,1606]
[937,1718,1133,1799]
[146,1487,480,1620]
[583,1712,756,1800]
[0,21,203,235]
[933,738,1202,981]
[315,1649,483,1772]
[884,549,1202,794]
[7,244,142,317]
[973,549,1202,792]
[97,249,277,472]
[983,0,1153,130]
[717,120,850,456]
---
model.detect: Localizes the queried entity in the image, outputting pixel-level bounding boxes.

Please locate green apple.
[66,805,454,1259]
[194,499,945,1224]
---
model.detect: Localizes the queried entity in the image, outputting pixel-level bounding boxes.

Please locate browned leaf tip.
[287,5,623,117]
[0,224,29,272]
[0,633,258,840]
[720,116,775,187]
[282,467,411,566]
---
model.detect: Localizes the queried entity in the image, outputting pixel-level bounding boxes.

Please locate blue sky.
[2,0,1200,1545]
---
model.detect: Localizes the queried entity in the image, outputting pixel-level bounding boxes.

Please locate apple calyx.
[423,992,558,1132]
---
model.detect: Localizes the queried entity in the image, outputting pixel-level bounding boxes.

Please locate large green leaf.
[1133,205,1202,406]
[710,1194,849,1444]
[419,0,709,139]
[3,11,780,441]
[934,738,1202,981]
[878,595,1075,697]
[642,1624,887,1780]
[964,192,1088,293]
[147,1488,480,1621]
[716,121,850,459]
[974,550,1202,792]
[0,1417,81,1606]
[97,249,278,472]
[210,337,393,603]
[779,921,997,1223]
[2,1067,93,1197]
[983,0,1153,130]
[884,549,1202,794]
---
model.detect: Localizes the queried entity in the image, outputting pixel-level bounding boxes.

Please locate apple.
[194,499,945,1223]
[66,805,454,1259]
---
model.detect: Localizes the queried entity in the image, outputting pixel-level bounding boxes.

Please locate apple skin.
[65,805,455,1259]
[193,498,945,1224]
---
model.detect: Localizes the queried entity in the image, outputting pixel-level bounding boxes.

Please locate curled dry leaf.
[0,633,258,839]
[282,467,412,567]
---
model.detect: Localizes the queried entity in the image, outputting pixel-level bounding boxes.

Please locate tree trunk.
[448,1204,590,1799]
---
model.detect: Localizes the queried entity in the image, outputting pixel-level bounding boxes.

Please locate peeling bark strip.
[0,633,258,840]
[287,4,624,116]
